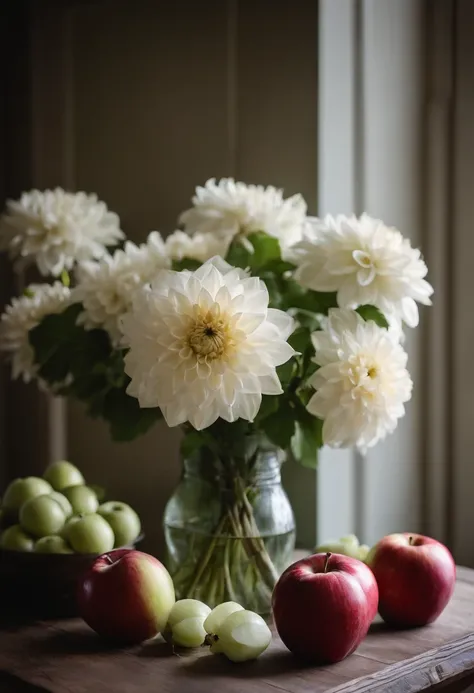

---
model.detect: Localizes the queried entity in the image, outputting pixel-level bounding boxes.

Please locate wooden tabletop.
[2,567,474,693]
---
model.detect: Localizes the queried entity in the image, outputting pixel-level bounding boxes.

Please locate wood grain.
[2,567,474,693]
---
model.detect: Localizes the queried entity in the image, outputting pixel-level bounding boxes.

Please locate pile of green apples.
[314,533,370,561]
[0,461,141,554]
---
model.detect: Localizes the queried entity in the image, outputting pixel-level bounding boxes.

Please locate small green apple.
[35,535,73,554]
[89,484,106,503]
[0,524,35,551]
[314,540,345,553]
[20,495,66,538]
[67,513,115,554]
[358,544,370,562]
[44,460,85,492]
[98,501,141,548]
[61,514,82,540]
[62,486,98,515]
[314,535,361,559]
[48,492,73,519]
[340,534,360,550]
[2,477,53,516]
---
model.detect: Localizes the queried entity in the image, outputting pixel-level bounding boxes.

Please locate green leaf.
[247,232,281,270]
[260,274,283,310]
[102,388,162,442]
[29,303,112,387]
[356,304,389,328]
[290,413,323,468]
[225,241,252,269]
[69,374,109,401]
[300,360,319,386]
[254,395,279,423]
[29,303,83,369]
[262,400,296,450]
[276,358,297,388]
[292,308,321,332]
[281,280,338,315]
[180,429,209,458]
[261,259,295,275]
[172,258,202,272]
[87,390,109,419]
[288,326,311,354]
[29,303,164,444]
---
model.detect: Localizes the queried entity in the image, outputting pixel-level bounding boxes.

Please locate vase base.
[165,525,296,614]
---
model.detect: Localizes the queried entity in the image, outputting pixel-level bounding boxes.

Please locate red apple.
[272,552,378,663]
[77,549,175,644]
[366,533,456,627]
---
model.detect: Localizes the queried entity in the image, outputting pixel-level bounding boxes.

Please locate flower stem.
[172,467,283,613]
[186,513,228,597]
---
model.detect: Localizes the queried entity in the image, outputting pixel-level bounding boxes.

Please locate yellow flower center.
[355,250,373,268]
[187,312,232,360]
[344,355,379,398]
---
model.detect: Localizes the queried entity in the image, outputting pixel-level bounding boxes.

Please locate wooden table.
[1,567,474,693]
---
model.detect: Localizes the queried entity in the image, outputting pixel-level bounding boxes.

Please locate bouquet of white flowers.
[0,180,432,611]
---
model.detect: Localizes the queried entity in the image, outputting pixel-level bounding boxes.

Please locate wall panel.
[61,0,319,555]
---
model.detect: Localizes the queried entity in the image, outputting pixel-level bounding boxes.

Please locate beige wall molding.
[317,0,427,548]
[451,0,474,566]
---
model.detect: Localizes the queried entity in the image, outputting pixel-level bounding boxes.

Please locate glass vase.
[163,439,296,615]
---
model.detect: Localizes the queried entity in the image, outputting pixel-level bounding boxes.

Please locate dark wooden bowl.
[0,535,144,622]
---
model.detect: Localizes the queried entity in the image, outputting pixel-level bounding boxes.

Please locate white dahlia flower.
[121,257,296,430]
[165,230,229,263]
[0,188,124,277]
[307,308,412,450]
[74,232,170,343]
[291,214,433,327]
[0,282,72,382]
[179,178,307,250]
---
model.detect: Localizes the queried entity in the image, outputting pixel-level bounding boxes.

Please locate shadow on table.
[28,628,130,656]
[0,670,47,692]
[176,648,321,679]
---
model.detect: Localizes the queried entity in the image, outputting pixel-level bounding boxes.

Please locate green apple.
[20,495,66,538]
[314,541,346,554]
[89,484,106,503]
[98,501,141,548]
[61,514,82,540]
[0,524,34,551]
[2,477,53,517]
[35,535,73,554]
[314,534,362,559]
[62,486,98,515]
[340,534,360,550]
[67,513,115,554]
[44,460,85,491]
[48,492,73,519]
[358,544,370,562]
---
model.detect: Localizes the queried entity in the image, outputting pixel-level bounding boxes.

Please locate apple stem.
[324,552,331,573]
[204,634,218,647]
[104,554,114,565]
[409,536,414,546]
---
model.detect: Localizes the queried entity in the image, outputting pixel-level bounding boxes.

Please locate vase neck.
[183,445,285,488]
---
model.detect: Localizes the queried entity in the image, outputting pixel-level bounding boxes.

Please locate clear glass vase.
[163,439,296,615]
